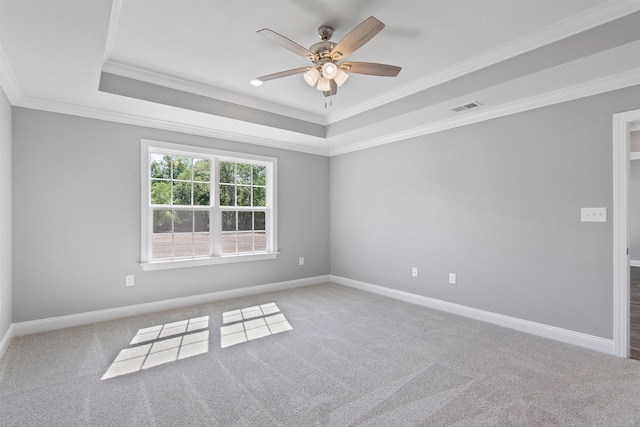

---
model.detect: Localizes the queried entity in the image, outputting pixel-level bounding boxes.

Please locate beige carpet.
[2,283,640,426]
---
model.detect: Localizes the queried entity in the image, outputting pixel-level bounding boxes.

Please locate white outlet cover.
[581,207,607,222]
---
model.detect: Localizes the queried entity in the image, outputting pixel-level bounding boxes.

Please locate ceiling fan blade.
[257,29,316,60]
[256,67,311,82]
[330,16,385,60]
[341,62,401,77]
[323,79,338,97]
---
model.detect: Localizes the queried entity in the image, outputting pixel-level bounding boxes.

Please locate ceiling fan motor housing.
[310,41,337,61]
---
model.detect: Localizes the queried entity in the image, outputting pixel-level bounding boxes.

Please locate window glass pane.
[254,211,266,231]
[195,211,209,233]
[193,158,210,182]
[150,154,171,179]
[194,233,210,256]
[173,233,193,257]
[252,187,266,207]
[173,210,194,257]
[236,164,251,185]
[237,233,253,253]
[237,186,251,206]
[222,233,237,254]
[222,211,236,232]
[238,212,252,231]
[153,234,173,259]
[172,156,192,180]
[254,232,266,251]
[220,185,234,206]
[152,209,173,259]
[194,211,210,256]
[150,180,170,205]
[220,162,234,184]
[173,181,192,205]
[253,165,266,186]
[174,210,193,233]
[153,209,173,233]
[193,183,210,206]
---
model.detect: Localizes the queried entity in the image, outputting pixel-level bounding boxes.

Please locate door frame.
[613,108,640,357]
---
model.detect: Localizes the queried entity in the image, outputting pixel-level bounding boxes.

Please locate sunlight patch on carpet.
[101,316,210,380]
[221,303,292,348]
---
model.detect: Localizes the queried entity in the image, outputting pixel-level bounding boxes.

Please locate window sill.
[141,252,278,271]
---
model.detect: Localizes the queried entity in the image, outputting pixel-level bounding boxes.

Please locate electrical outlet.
[449,273,456,285]
[125,275,135,287]
[412,267,418,278]
[299,257,305,266]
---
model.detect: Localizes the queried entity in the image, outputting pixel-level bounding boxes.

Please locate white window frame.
[140,139,278,271]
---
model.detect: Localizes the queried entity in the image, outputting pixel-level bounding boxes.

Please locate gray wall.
[12,109,330,322]
[0,89,12,338]
[331,85,640,339]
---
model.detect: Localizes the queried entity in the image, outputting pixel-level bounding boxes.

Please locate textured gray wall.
[331,86,640,339]
[12,109,330,322]
[0,90,12,338]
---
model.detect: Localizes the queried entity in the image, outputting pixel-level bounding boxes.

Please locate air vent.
[451,101,482,113]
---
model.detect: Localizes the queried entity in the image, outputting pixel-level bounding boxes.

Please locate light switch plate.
[581,207,607,223]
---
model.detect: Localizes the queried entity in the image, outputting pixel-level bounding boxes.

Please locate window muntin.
[141,140,277,269]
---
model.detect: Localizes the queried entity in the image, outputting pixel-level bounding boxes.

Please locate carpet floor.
[1,283,640,426]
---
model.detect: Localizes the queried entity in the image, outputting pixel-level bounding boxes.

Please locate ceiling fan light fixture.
[333,68,349,87]
[321,62,338,79]
[303,68,320,86]
[316,77,331,91]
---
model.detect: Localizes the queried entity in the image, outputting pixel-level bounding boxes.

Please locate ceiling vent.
[451,101,482,113]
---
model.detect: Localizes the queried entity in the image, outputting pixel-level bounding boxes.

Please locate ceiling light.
[316,77,330,92]
[250,79,264,87]
[333,68,349,87]
[321,62,338,79]
[303,68,320,86]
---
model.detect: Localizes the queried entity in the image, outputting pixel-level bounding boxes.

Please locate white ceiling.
[1,0,640,155]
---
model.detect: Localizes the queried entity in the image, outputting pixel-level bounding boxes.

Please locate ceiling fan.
[253,16,402,97]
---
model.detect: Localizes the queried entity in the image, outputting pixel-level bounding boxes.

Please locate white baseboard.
[631,260,640,267]
[330,275,615,355]
[0,323,15,361]
[10,275,330,339]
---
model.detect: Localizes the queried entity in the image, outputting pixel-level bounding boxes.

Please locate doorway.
[613,109,640,358]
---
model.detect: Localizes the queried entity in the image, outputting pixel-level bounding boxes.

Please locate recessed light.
[250,79,264,87]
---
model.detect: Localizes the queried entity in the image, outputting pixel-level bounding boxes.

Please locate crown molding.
[13,67,639,159]
[16,96,330,157]
[326,0,640,124]
[102,0,123,64]
[329,69,640,156]
[0,43,22,104]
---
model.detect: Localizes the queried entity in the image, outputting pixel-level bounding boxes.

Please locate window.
[141,139,277,270]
